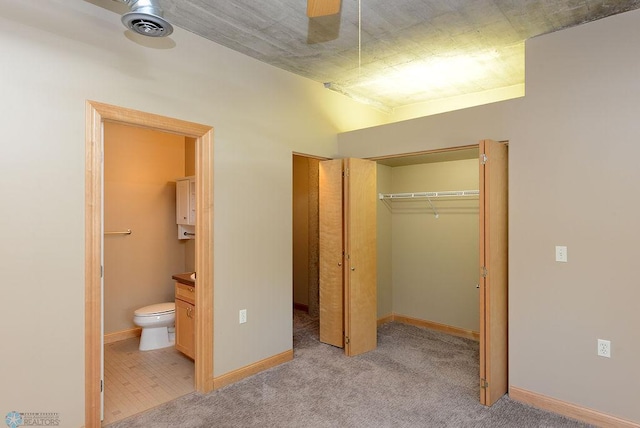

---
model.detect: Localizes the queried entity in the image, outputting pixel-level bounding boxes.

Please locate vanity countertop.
[172,272,195,286]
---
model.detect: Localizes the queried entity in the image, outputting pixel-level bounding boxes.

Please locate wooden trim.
[479,139,487,405]
[85,101,214,428]
[389,313,480,341]
[510,386,640,428]
[195,124,214,393]
[292,151,331,161]
[293,302,309,312]
[85,101,103,428]
[87,101,211,137]
[103,328,142,344]
[377,314,394,326]
[366,145,479,162]
[213,350,294,390]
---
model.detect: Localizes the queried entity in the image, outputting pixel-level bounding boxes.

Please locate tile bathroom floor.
[102,337,194,426]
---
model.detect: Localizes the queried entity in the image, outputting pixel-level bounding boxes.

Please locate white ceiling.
[105,0,640,110]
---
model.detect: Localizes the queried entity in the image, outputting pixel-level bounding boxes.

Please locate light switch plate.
[555,246,568,262]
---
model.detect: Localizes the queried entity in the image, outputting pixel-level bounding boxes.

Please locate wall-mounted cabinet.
[176,176,195,239]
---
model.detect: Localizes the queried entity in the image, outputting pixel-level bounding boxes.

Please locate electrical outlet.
[239,309,247,324]
[555,246,568,262]
[597,339,611,358]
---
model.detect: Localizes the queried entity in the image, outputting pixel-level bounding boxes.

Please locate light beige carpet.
[107,311,591,427]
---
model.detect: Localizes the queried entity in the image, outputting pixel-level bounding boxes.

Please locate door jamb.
[85,101,214,426]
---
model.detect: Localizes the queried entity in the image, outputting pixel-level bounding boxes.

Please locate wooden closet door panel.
[479,139,508,406]
[319,159,344,348]
[344,158,377,356]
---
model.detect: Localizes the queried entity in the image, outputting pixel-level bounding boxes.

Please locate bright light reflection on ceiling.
[351,50,501,99]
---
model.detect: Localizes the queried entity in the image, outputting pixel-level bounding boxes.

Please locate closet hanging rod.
[104,229,132,235]
[378,190,479,200]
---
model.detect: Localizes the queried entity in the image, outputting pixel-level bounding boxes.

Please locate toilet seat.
[133,302,176,351]
[134,302,175,317]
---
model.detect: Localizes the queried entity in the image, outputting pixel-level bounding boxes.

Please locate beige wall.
[376,165,393,317]
[103,123,187,334]
[0,2,386,425]
[387,159,479,331]
[508,14,640,421]
[4,0,640,425]
[339,10,640,424]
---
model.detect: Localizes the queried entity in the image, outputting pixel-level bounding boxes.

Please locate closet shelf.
[378,190,479,219]
[378,190,479,200]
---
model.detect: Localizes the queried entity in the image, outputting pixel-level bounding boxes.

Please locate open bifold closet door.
[479,139,508,406]
[319,158,377,356]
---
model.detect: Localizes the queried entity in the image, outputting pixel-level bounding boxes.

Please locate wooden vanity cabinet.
[175,282,195,359]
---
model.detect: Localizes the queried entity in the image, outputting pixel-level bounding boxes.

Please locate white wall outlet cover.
[597,339,611,358]
[555,246,568,262]
[239,309,247,324]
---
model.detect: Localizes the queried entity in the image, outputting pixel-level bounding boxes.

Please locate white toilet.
[133,302,176,351]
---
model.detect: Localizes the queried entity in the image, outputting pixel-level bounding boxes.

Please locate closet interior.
[293,142,507,405]
[294,147,482,339]
[375,146,481,338]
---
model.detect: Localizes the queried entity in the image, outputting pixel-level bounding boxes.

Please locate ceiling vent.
[120,0,173,37]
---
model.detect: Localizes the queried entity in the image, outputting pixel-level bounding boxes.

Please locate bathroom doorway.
[101,122,194,424]
[85,101,214,427]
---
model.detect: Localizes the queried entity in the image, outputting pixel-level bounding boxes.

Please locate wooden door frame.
[85,101,214,427]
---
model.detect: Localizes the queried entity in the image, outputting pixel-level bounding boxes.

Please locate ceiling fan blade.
[307,0,341,18]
